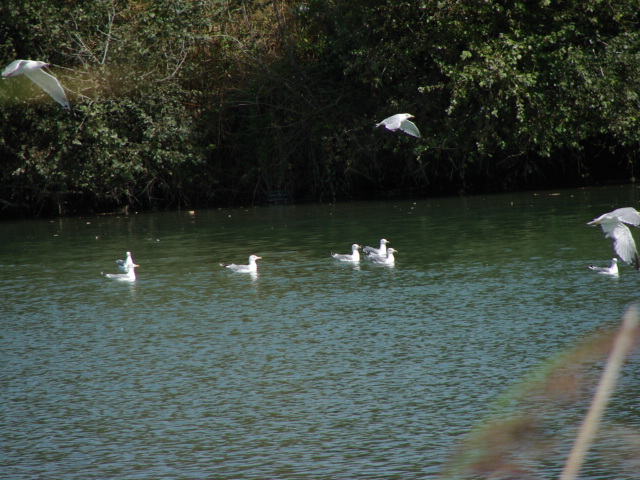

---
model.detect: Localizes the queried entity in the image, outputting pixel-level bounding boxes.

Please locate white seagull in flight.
[587,207,640,271]
[376,113,421,138]
[221,255,262,273]
[2,60,70,109]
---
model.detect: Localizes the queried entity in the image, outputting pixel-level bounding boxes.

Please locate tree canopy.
[1,0,639,217]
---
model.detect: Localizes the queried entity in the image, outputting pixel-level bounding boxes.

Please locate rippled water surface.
[2,185,640,479]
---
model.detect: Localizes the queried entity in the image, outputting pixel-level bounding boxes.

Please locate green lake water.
[2,185,640,479]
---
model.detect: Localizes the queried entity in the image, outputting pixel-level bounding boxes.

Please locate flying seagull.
[2,59,70,109]
[588,258,619,276]
[376,113,421,138]
[221,255,262,273]
[587,207,640,271]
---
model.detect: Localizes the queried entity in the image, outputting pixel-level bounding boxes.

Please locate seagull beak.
[132,264,140,267]
[256,256,262,260]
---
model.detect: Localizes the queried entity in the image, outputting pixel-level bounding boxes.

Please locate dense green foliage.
[1,0,639,216]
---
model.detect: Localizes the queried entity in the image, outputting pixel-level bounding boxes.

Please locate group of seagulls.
[17,56,633,279]
[587,207,640,277]
[6,59,414,281]
[100,207,640,282]
[217,238,397,278]
[101,238,396,282]
[332,238,396,265]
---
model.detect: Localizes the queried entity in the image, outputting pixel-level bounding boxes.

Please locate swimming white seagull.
[116,251,135,272]
[102,263,140,282]
[588,258,619,276]
[376,113,421,138]
[587,207,640,271]
[221,255,262,273]
[331,244,361,262]
[363,238,389,257]
[367,248,397,265]
[2,59,70,109]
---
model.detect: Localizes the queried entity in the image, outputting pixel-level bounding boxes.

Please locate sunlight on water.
[2,185,640,479]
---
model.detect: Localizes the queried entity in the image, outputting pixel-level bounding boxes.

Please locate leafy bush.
[1,0,639,216]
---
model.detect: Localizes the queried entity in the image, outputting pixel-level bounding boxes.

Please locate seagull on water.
[2,60,70,109]
[587,207,640,271]
[221,255,262,273]
[116,251,135,272]
[366,248,397,265]
[331,244,361,262]
[102,263,140,282]
[363,239,389,257]
[588,258,619,276]
[376,113,421,138]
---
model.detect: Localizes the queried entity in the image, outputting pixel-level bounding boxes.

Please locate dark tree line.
[1,0,639,217]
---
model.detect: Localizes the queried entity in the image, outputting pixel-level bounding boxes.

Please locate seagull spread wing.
[605,223,639,266]
[1,60,23,77]
[24,68,70,109]
[610,207,640,226]
[399,119,421,138]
